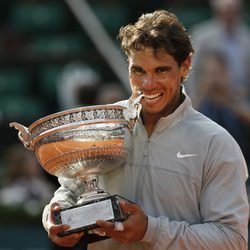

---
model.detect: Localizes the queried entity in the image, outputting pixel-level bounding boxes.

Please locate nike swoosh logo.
[177,151,199,159]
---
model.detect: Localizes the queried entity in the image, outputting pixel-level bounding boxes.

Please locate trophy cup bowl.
[9,93,142,236]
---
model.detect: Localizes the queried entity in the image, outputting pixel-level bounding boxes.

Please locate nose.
[142,74,155,88]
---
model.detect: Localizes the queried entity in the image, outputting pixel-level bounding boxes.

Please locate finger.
[50,232,84,248]
[119,200,139,214]
[49,224,70,236]
[51,230,84,240]
[95,220,119,236]
[96,220,114,231]
[96,220,127,238]
[69,231,85,239]
[113,221,125,232]
[88,228,107,237]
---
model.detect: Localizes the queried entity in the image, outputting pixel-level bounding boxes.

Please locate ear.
[180,56,191,80]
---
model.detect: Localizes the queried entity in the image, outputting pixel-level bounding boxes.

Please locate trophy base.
[54,194,129,237]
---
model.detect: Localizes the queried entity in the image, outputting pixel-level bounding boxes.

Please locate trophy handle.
[9,122,33,150]
[124,92,143,132]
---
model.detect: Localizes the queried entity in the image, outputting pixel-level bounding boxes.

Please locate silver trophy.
[9,92,142,236]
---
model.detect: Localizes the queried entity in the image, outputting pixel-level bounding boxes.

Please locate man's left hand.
[91,200,148,243]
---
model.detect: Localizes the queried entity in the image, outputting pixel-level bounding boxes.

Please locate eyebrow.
[156,66,172,71]
[130,65,143,70]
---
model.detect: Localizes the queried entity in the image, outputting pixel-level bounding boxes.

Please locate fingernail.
[119,200,126,206]
[63,225,70,230]
[92,229,99,234]
[53,206,60,211]
[96,220,101,225]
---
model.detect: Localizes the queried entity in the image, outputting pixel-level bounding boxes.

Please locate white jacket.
[43,92,249,249]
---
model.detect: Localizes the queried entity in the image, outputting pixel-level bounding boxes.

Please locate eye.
[156,66,171,74]
[130,66,145,75]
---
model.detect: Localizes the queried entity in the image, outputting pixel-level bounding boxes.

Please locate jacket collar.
[137,86,192,133]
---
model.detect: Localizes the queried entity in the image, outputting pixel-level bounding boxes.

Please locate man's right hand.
[47,203,84,247]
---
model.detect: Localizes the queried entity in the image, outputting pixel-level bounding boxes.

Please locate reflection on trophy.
[9,92,142,236]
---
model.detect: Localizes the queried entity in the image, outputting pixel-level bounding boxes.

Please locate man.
[42,10,249,249]
[187,0,250,183]
[187,0,250,108]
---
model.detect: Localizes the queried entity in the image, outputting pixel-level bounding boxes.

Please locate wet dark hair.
[118,10,194,66]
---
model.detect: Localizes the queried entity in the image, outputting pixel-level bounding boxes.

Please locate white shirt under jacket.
[43,90,249,250]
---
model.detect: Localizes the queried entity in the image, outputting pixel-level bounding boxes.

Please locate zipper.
[136,134,150,204]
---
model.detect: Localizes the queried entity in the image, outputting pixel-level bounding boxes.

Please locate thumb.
[50,202,61,224]
[51,202,61,212]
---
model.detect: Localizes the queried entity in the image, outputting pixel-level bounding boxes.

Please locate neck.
[142,91,185,136]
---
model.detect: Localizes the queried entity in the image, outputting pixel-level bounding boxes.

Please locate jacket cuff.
[141,216,158,245]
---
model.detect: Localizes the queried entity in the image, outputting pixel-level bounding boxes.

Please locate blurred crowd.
[186,0,250,169]
[0,144,56,214]
[57,60,128,110]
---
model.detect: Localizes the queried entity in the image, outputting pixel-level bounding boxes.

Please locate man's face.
[128,48,190,119]
[213,0,241,25]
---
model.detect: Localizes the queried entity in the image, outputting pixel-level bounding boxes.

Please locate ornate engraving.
[30,108,126,140]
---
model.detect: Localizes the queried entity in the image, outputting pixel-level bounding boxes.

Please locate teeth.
[143,93,162,100]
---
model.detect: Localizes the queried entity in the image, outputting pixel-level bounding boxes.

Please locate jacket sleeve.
[142,134,249,250]
[42,177,85,231]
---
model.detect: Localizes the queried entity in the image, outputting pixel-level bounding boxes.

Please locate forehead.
[128,48,176,66]
[211,0,241,9]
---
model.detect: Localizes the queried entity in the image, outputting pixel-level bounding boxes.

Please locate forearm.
[42,188,77,232]
[142,216,248,250]
[42,177,84,232]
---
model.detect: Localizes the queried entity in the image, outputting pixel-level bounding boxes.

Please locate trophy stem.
[77,176,110,205]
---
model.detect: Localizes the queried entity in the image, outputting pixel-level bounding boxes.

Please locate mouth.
[142,92,163,102]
